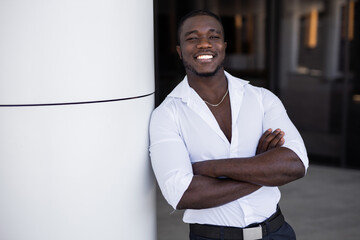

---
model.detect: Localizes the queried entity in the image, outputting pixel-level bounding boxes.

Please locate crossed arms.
[176,129,305,210]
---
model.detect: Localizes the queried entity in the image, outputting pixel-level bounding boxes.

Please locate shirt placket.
[228,83,244,158]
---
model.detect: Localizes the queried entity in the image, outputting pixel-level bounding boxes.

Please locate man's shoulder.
[226,72,280,104]
[151,90,184,121]
[226,72,264,94]
[153,96,178,113]
[153,77,189,112]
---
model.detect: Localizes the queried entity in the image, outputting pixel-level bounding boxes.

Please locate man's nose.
[197,37,212,48]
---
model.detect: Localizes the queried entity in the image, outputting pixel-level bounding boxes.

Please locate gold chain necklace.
[203,88,229,107]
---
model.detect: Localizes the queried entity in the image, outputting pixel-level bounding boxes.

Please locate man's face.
[176,15,227,77]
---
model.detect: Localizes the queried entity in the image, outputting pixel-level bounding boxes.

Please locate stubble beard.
[182,59,224,78]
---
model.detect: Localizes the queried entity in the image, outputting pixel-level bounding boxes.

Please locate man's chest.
[177,97,264,162]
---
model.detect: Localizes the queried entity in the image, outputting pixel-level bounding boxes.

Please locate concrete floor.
[156,164,360,240]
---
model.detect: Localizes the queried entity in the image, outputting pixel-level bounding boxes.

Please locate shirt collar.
[167,71,249,104]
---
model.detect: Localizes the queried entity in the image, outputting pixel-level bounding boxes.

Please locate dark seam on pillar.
[0,92,155,107]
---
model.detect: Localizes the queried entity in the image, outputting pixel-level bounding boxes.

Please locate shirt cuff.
[161,170,193,209]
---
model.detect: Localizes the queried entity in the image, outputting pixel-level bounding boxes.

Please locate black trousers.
[189,221,296,240]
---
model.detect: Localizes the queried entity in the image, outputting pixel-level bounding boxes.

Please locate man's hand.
[256,128,285,155]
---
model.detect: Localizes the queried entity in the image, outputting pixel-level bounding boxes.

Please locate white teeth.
[197,55,213,60]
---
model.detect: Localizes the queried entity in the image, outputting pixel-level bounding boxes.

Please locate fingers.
[268,129,285,148]
[259,128,272,145]
[256,128,272,154]
[256,128,271,154]
[256,128,285,154]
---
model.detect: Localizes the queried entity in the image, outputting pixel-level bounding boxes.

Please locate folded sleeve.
[261,88,309,172]
[149,104,193,209]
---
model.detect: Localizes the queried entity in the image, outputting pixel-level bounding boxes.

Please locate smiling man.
[149,10,309,240]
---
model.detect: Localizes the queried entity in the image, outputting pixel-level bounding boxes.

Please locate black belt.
[189,207,285,240]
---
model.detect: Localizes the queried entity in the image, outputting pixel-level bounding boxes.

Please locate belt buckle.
[243,225,262,240]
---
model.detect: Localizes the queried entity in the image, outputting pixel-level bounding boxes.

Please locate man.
[149,10,308,240]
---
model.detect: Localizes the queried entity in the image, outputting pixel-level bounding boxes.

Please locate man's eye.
[186,37,198,41]
[210,35,220,39]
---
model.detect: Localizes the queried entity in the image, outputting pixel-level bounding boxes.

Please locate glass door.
[278,0,359,168]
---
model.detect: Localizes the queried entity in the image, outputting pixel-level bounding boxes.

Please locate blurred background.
[153,0,360,169]
[152,1,360,239]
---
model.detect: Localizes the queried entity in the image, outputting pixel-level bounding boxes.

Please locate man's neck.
[187,69,228,102]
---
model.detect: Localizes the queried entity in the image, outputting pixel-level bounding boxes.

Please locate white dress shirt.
[149,71,308,228]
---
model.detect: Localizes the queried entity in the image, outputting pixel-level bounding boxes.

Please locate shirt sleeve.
[149,104,193,209]
[261,88,309,172]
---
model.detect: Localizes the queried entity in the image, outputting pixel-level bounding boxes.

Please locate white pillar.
[0,1,156,240]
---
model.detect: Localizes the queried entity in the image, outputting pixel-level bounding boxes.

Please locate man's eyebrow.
[211,29,222,34]
[184,30,198,37]
[184,28,222,37]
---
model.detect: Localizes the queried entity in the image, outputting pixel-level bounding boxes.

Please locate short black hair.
[177,9,224,45]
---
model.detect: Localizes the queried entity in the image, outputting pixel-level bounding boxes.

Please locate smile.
[196,55,213,60]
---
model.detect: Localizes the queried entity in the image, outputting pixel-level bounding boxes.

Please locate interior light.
[235,14,242,29]
[306,8,318,48]
[348,1,355,40]
[353,95,360,103]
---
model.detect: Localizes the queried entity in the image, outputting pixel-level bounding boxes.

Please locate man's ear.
[224,42,227,50]
[176,45,182,59]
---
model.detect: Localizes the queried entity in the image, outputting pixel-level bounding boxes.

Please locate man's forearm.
[193,147,305,187]
[176,175,261,210]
